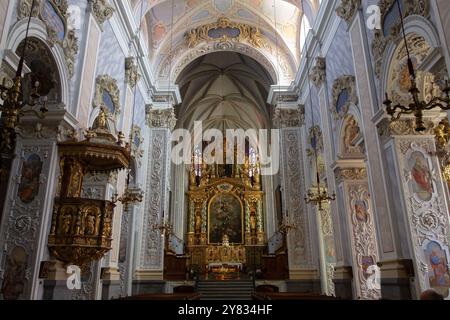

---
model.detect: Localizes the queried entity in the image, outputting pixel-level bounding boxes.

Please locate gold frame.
[207,191,244,245]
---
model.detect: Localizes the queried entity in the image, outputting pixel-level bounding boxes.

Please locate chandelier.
[152,217,174,251]
[305,183,335,212]
[0,0,47,148]
[112,186,144,211]
[383,0,450,132]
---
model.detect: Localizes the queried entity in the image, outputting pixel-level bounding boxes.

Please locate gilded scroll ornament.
[185,17,269,49]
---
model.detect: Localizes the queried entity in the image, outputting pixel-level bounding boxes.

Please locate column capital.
[309,57,327,88]
[377,116,445,141]
[273,105,305,128]
[125,57,140,89]
[335,0,361,26]
[145,106,177,131]
[335,167,368,183]
[90,0,115,28]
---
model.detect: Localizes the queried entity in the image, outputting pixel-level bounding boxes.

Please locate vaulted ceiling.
[130,0,319,72]
[176,51,274,131]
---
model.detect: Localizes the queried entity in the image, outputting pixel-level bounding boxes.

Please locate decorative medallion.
[331,75,358,120]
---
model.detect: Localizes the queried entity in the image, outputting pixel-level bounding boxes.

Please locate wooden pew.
[118,293,200,300]
[252,292,340,300]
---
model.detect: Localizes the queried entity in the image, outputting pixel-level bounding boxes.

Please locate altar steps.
[197,280,254,300]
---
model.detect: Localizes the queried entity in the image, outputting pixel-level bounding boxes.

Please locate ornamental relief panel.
[347,184,381,300]
[282,129,312,268]
[396,139,450,297]
[318,203,337,297]
[17,0,79,77]
[0,143,53,300]
[140,130,169,269]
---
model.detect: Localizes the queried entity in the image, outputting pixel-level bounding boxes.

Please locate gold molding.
[186,17,269,49]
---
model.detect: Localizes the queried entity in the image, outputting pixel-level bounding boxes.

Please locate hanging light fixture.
[0,0,48,149]
[383,0,450,132]
[301,3,335,211]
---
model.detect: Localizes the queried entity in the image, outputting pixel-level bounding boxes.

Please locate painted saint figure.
[410,153,433,201]
[354,200,368,223]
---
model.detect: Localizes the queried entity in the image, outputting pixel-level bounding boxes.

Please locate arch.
[336,105,364,159]
[6,18,70,108]
[381,33,442,112]
[379,15,442,104]
[163,42,287,86]
[138,0,302,73]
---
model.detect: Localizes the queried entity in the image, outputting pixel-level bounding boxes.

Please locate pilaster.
[378,117,450,299]
[348,10,399,262]
[135,106,176,283]
[273,102,316,279]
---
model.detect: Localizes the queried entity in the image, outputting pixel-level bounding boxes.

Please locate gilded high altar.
[186,153,265,270]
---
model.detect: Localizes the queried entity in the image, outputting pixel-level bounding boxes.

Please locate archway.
[168,51,279,280]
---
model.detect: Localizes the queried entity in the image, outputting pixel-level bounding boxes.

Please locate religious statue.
[97,107,107,129]
[189,166,197,187]
[241,158,253,189]
[85,214,96,235]
[250,212,256,232]
[61,214,72,234]
[434,119,450,148]
[117,131,126,146]
[253,166,261,190]
[195,211,202,234]
[222,234,230,246]
[343,117,360,154]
